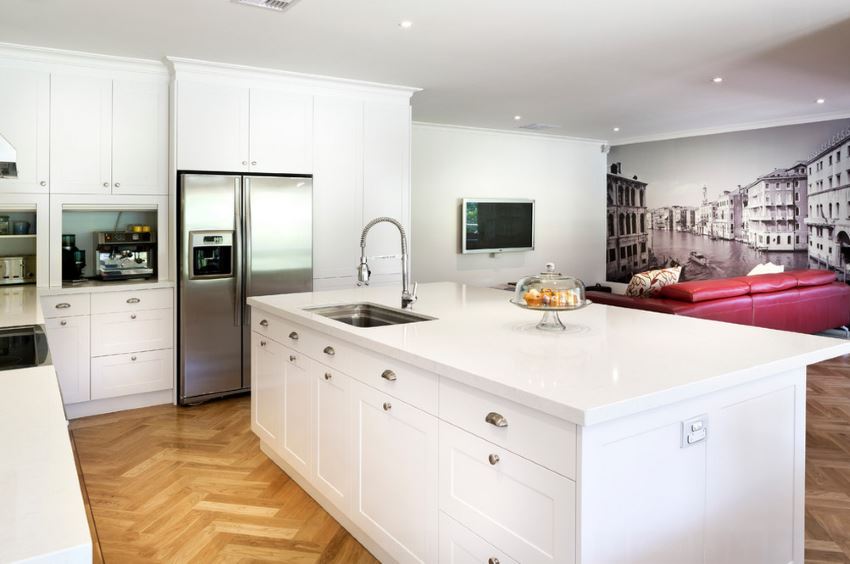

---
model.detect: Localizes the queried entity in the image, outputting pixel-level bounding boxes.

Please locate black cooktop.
[0,325,51,371]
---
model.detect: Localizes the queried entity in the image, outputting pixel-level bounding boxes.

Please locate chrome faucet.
[357,217,418,309]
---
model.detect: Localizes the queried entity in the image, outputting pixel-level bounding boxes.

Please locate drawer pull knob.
[260,340,267,347]
[323,346,335,356]
[383,401,392,411]
[288,331,299,340]
[324,372,332,381]
[103,182,110,188]
[60,320,67,326]
[126,297,141,304]
[55,303,71,309]
[289,355,296,362]
[131,355,137,361]
[489,559,501,564]
[485,412,508,428]
[40,181,47,187]
[381,369,397,382]
[488,454,500,465]
[130,313,137,320]
[260,319,269,327]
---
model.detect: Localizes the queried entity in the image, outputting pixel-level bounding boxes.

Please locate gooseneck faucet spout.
[357,217,417,309]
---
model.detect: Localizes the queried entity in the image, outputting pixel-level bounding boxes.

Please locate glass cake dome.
[511,263,589,330]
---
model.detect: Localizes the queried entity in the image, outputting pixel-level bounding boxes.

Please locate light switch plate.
[682,415,709,448]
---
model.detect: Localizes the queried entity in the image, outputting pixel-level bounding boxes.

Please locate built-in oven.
[0,324,51,372]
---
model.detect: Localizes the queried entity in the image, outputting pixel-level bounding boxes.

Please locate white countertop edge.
[248,294,850,426]
[38,279,176,296]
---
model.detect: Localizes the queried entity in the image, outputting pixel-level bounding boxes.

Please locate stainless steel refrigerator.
[178,173,312,404]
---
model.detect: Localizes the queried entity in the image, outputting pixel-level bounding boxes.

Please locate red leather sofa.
[586,269,850,334]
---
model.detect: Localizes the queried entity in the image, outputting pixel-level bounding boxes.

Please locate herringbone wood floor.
[70,355,850,563]
[69,396,377,563]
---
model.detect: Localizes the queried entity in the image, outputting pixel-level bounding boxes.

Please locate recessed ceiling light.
[613,127,620,132]
[816,98,826,104]
[399,20,413,29]
[712,77,723,83]
[513,115,522,121]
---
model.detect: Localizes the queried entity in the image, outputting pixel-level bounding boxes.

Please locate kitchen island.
[248,282,850,564]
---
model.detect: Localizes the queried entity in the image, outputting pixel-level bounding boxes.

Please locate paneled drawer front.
[91,288,172,314]
[91,309,174,356]
[439,512,518,564]
[439,422,576,564]
[251,310,306,350]
[440,378,577,479]
[351,348,438,414]
[91,349,173,400]
[41,294,91,318]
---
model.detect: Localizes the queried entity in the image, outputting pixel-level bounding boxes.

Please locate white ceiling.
[2,0,850,143]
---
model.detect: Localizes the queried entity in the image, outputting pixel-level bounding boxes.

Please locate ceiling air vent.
[518,123,562,131]
[233,0,300,12]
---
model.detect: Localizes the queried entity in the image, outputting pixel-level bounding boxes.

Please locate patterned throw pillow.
[625,267,682,298]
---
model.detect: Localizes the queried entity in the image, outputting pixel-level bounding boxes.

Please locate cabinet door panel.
[313,96,363,279]
[113,78,168,194]
[249,88,312,174]
[251,333,284,448]
[352,380,438,564]
[90,308,173,356]
[44,316,90,404]
[176,80,248,172]
[314,365,351,510]
[362,101,410,279]
[50,74,112,194]
[281,347,313,475]
[90,349,172,400]
[0,66,49,193]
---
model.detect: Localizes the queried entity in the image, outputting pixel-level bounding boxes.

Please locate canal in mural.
[649,230,810,281]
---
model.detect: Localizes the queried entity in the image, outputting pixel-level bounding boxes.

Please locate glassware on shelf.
[510,262,590,331]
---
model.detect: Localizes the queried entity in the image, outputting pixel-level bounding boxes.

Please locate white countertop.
[40,278,175,296]
[249,282,850,425]
[0,285,44,328]
[0,366,91,563]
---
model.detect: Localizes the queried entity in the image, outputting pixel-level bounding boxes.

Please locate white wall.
[411,124,607,287]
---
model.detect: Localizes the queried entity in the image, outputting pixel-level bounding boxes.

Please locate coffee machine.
[61,234,86,282]
[94,231,156,280]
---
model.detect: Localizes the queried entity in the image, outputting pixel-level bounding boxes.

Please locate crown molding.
[0,42,167,75]
[413,121,607,145]
[613,110,850,147]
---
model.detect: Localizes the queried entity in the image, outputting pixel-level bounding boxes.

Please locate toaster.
[0,256,36,285]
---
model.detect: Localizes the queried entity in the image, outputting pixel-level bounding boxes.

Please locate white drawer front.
[349,349,438,415]
[251,309,306,350]
[439,512,518,564]
[439,422,576,564]
[440,378,577,479]
[91,349,173,400]
[91,288,172,314]
[91,308,174,356]
[41,294,90,318]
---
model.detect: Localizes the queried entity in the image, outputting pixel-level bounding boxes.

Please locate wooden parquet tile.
[69,396,377,564]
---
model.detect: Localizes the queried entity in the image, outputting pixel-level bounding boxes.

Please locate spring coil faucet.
[357,217,418,309]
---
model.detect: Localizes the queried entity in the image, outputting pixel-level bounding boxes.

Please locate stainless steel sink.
[305,302,435,328]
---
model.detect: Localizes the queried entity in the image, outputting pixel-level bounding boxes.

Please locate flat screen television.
[462,198,535,254]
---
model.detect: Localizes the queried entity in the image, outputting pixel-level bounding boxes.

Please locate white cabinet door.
[50,73,112,194]
[251,333,284,449]
[351,380,438,564]
[280,346,313,476]
[0,66,49,193]
[44,316,90,405]
[312,96,363,282]
[313,364,351,511]
[112,78,168,195]
[176,80,249,172]
[90,349,173,400]
[361,101,410,281]
[249,88,312,174]
[90,308,173,357]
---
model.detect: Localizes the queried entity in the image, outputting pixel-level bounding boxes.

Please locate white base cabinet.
[90,349,173,400]
[314,364,353,510]
[44,315,90,405]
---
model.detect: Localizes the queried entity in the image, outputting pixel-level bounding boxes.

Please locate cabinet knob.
[324,372,332,381]
[130,313,137,320]
[39,181,47,187]
[126,297,141,304]
[383,401,392,411]
[131,355,137,361]
[60,320,67,326]
[489,559,501,564]
[488,454,500,465]
[55,303,71,309]
[103,182,109,188]
[289,355,297,362]
[381,369,397,382]
[114,182,121,188]
[260,319,269,327]
[485,411,508,428]
[242,161,248,166]
[260,340,267,347]
[323,346,335,356]
[251,161,257,166]
[288,331,299,341]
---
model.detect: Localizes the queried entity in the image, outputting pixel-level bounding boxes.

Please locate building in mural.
[806,128,850,270]
[745,163,807,251]
[606,163,649,280]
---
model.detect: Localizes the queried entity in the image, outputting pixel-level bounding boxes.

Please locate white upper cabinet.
[176,80,249,172]
[112,78,168,195]
[50,73,113,195]
[249,88,312,174]
[0,66,49,193]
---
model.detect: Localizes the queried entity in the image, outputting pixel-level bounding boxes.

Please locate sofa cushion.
[751,289,800,331]
[787,269,836,287]
[658,278,750,303]
[733,273,798,295]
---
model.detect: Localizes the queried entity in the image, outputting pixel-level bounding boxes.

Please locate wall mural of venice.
[606,118,850,283]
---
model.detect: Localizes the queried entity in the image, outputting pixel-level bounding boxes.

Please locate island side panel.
[577,366,805,564]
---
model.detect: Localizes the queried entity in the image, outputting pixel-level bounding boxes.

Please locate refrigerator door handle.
[234,177,243,328]
[244,177,253,312]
